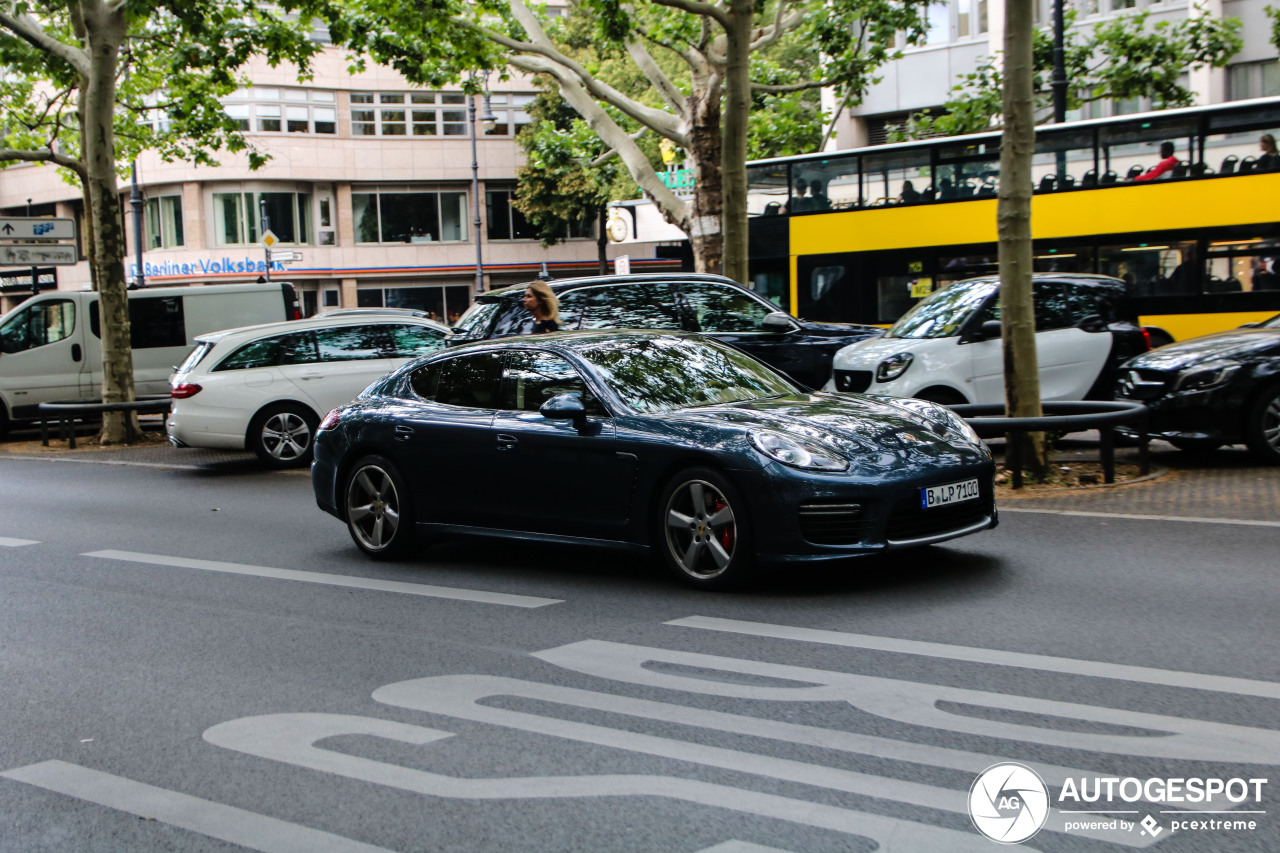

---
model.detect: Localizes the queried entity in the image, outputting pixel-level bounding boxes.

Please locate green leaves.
[893,6,1243,140]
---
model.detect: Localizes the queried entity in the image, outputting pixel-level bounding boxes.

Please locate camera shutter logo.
[969,762,1051,844]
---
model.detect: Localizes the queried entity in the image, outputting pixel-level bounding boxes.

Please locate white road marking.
[0,760,394,853]
[83,549,561,608]
[207,713,1022,853]
[667,615,1280,700]
[1001,506,1280,528]
[0,537,38,546]
[372,673,1159,847]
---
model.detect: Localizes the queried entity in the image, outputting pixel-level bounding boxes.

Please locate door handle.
[71,343,82,362]
[394,425,414,442]
[298,372,324,380]
[496,433,518,451]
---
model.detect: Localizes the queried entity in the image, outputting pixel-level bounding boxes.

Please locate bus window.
[747,162,790,216]
[1099,241,1197,297]
[1033,128,1095,190]
[862,148,932,207]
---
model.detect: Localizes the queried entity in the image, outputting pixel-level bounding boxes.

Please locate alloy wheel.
[346,464,401,551]
[261,411,312,461]
[664,479,737,580]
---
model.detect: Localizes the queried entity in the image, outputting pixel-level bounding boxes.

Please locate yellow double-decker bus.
[747,97,1280,346]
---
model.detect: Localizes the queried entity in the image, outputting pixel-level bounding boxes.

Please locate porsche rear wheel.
[657,467,754,589]
[345,455,415,559]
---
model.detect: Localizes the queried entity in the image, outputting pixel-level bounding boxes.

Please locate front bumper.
[734,454,998,564]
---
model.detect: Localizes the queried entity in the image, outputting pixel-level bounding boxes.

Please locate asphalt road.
[0,452,1276,852]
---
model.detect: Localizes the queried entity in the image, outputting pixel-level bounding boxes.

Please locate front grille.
[834,369,873,393]
[798,501,876,545]
[1115,368,1172,401]
[886,496,990,543]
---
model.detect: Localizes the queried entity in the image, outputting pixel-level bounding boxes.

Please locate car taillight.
[318,408,342,431]
[1141,327,1152,351]
[171,383,202,399]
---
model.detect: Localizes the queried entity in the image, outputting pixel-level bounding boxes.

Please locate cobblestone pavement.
[4,428,1278,521]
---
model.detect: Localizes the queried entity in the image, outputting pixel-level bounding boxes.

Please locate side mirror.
[762,311,794,333]
[539,393,587,429]
[979,320,1003,340]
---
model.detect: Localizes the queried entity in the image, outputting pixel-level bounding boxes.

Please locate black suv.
[448,273,883,388]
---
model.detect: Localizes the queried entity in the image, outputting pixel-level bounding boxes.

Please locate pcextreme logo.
[967,764,1269,844]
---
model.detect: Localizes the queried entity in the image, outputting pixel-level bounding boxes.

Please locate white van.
[0,282,300,433]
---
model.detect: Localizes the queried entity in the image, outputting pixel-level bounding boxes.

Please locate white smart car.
[167,313,449,467]
[827,274,1150,405]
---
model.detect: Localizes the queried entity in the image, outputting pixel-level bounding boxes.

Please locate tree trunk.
[719,0,753,286]
[997,0,1047,481]
[686,90,723,276]
[80,1,139,444]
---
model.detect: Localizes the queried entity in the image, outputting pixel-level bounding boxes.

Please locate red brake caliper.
[714,496,734,552]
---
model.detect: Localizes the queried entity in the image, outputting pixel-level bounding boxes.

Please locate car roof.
[953,273,1128,291]
[195,313,450,344]
[443,328,697,353]
[477,273,742,303]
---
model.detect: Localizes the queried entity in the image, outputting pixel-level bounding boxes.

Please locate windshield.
[888,279,998,339]
[578,336,800,413]
[452,302,499,337]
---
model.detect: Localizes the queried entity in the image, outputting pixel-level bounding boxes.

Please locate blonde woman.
[523,280,562,333]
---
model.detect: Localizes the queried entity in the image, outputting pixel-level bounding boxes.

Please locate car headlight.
[749,430,848,471]
[875,352,914,382]
[1173,361,1241,392]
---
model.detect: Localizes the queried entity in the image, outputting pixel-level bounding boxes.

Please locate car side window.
[1032,282,1079,332]
[386,323,446,357]
[315,324,392,361]
[0,299,75,354]
[434,352,503,408]
[674,282,773,333]
[500,350,608,416]
[408,360,444,400]
[573,283,682,331]
[215,331,318,371]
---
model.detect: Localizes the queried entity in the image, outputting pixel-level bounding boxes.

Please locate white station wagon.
[167,313,449,467]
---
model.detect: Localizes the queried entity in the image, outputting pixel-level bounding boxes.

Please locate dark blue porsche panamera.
[312,331,997,588]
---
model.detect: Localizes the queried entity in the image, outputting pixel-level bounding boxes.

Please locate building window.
[213,191,311,246]
[350,92,468,137]
[145,195,184,249]
[352,190,467,243]
[485,190,538,240]
[222,87,336,134]
[484,94,536,137]
[1228,61,1280,102]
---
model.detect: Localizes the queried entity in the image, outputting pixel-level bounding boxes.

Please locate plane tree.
[329,0,932,284]
[0,0,320,443]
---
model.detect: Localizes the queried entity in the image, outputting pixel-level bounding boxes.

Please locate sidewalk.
[3,429,1278,522]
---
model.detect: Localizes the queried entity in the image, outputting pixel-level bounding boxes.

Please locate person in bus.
[786,179,810,213]
[899,180,921,204]
[809,179,831,210]
[1258,134,1279,171]
[1134,141,1178,182]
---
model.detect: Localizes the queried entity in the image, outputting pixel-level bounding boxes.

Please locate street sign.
[261,230,279,249]
[269,250,302,262]
[0,243,78,266]
[0,217,77,241]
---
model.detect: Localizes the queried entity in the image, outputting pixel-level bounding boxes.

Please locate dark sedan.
[447,273,884,389]
[312,332,996,588]
[1116,314,1280,463]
